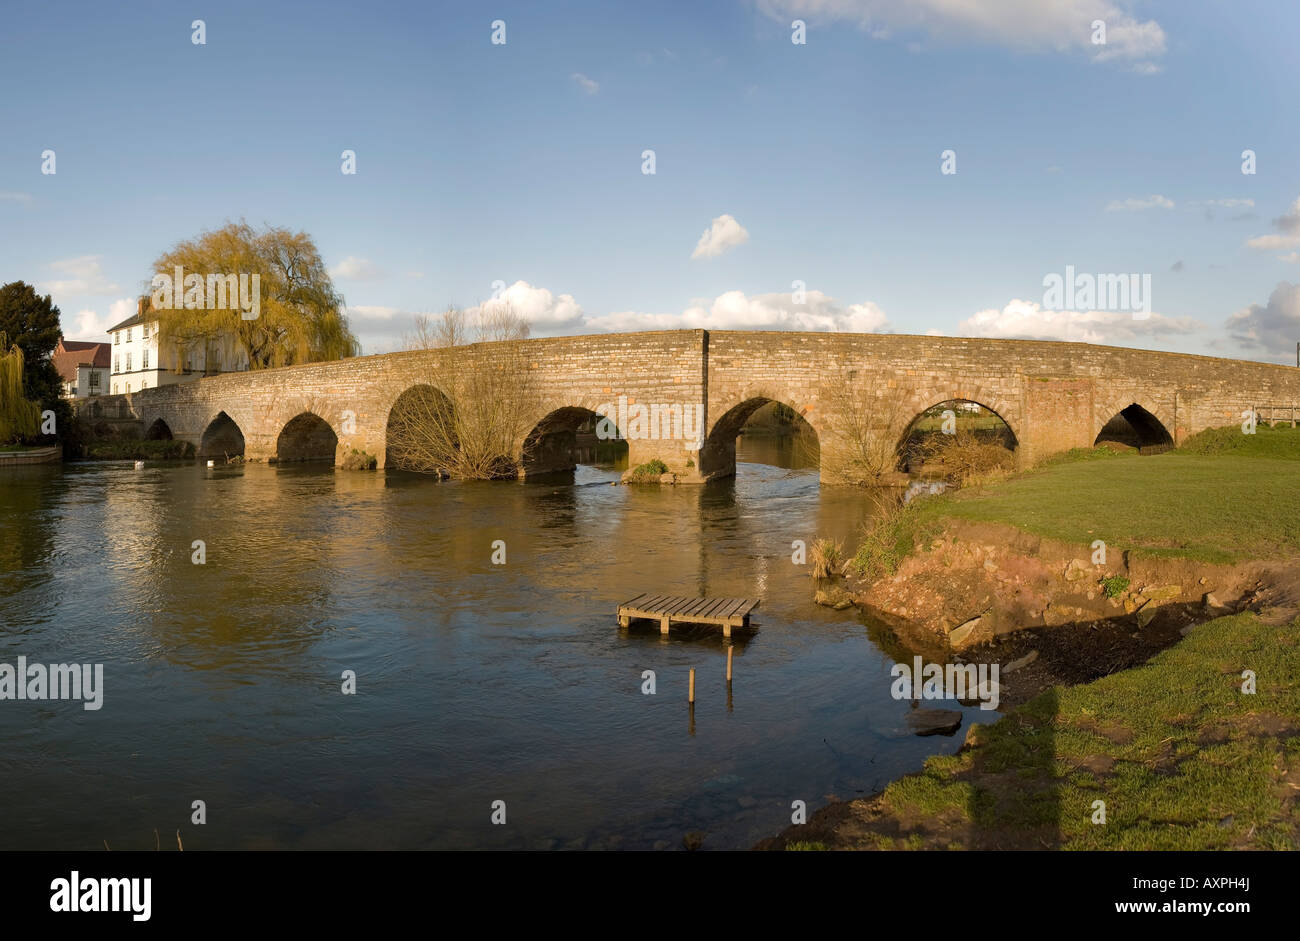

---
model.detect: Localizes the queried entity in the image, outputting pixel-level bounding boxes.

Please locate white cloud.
[64,298,133,341]
[1246,234,1300,252]
[957,298,1199,344]
[330,257,384,280]
[347,305,400,320]
[587,289,891,334]
[1245,197,1300,259]
[1106,194,1174,211]
[754,0,1165,68]
[1196,198,1254,208]
[691,214,750,260]
[571,73,599,94]
[1226,283,1300,362]
[40,255,122,296]
[471,280,586,334]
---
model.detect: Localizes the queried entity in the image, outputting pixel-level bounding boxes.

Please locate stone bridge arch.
[518,402,629,477]
[893,385,1023,448]
[701,390,823,480]
[892,392,1022,471]
[383,382,457,473]
[1092,395,1175,451]
[275,411,340,463]
[198,410,247,461]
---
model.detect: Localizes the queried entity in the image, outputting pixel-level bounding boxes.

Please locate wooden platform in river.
[617,594,759,637]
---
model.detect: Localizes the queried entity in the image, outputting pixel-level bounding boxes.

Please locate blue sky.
[3,0,1299,361]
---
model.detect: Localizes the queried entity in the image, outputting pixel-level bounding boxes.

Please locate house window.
[89,371,100,392]
[114,332,119,345]
[143,324,150,339]
[126,328,132,342]
[126,353,131,371]
[112,383,117,394]
[114,356,120,373]
[125,383,131,393]
[142,350,149,369]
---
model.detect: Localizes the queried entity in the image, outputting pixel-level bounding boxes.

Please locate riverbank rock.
[1135,602,1158,628]
[815,586,854,610]
[947,616,987,650]
[1063,558,1091,582]
[1004,649,1038,673]
[1141,585,1183,604]
[906,709,963,736]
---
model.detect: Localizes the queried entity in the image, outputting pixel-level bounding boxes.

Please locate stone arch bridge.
[73,330,1300,484]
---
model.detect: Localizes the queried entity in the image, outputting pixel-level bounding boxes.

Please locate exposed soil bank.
[847,518,1296,709]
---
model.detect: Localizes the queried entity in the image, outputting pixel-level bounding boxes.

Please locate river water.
[0,435,988,850]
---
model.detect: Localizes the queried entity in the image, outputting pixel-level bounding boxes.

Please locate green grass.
[871,612,1300,849]
[914,426,1300,564]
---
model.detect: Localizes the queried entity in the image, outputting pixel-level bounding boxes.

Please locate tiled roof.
[52,341,111,382]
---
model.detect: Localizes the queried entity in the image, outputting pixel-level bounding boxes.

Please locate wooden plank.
[685,598,714,617]
[634,595,668,613]
[674,598,703,618]
[620,593,649,609]
[663,597,695,616]
[699,598,731,619]
[715,599,746,620]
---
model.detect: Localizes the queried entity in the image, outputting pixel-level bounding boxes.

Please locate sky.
[2,0,1299,362]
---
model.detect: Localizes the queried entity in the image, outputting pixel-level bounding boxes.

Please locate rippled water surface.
[0,436,986,849]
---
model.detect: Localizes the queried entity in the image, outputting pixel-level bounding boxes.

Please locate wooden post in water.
[726,647,733,682]
[688,668,696,703]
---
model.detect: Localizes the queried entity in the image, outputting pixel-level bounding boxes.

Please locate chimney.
[138,296,146,317]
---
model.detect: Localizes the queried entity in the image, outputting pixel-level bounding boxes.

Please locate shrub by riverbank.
[760,610,1300,850]
[80,439,195,461]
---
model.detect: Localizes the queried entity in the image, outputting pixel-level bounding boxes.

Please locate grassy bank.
[775,610,1300,850]
[909,425,1300,565]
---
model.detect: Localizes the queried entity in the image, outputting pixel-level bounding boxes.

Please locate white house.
[107,297,249,394]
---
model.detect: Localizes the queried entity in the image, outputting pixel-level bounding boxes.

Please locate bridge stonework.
[73,330,1300,484]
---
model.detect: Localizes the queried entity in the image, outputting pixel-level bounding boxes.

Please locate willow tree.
[149,222,361,370]
[0,334,41,443]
